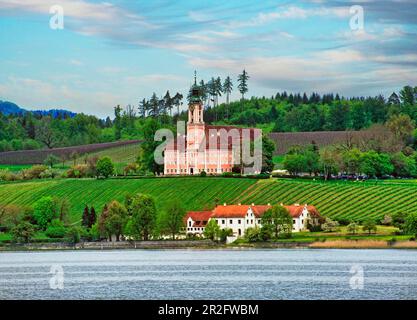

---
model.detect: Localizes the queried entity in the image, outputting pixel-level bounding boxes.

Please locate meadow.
[0,177,416,223]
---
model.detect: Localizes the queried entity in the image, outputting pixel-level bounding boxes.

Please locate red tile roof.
[184,211,212,224]
[185,204,320,223]
[212,205,251,218]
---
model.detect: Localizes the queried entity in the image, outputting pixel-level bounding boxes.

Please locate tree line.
[281,114,417,179]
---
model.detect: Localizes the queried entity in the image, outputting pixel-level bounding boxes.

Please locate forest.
[0,70,416,155]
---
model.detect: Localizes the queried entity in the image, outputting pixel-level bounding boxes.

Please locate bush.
[45,219,67,238]
[200,170,207,177]
[33,196,58,230]
[66,226,84,244]
[66,164,89,178]
[23,165,48,180]
[11,221,36,243]
[0,170,20,182]
[222,172,234,178]
[404,212,417,235]
[245,227,260,242]
[96,157,114,178]
[40,169,59,179]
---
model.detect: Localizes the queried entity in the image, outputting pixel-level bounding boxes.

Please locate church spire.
[194,70,197,85]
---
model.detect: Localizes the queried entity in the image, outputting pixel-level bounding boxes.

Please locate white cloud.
[188,48,417,96]
[228,5,350,28]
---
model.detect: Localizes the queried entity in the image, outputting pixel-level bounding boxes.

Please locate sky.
[0,0,416,118]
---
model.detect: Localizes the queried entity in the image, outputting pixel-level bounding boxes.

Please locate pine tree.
[148,93,159,118]
[163,90,173,116]
[237,69,249,100]
[89,207,97,228]
[82,205,89,228]
[223,76,233,105]
[139,99,147,118]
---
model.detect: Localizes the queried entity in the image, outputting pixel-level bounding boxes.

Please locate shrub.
[24,165,48,180]
[0,170,20,182]
[322,218,340,232]
[218,228,233,243]
[347,222,360,235]
[222,172,234,178]
[66,226,83,244]
[45,219,67,238]
[200,170,207,177]
[11,221,36,243]
[245,227,261,242]
[33,196,58,230]
[124,163,138,176]
[96,157,114,178]
[39,169,59,179]
[404,212,417,235]
[67,164,89,178]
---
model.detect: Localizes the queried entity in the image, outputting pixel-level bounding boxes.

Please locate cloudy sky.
[0,0,416,117]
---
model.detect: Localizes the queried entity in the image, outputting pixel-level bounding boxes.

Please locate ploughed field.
[0,178,416,222]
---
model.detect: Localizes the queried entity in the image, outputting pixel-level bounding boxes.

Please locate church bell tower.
[188,71,204,125]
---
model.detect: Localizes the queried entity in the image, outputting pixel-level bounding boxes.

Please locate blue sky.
[0,0,416,117]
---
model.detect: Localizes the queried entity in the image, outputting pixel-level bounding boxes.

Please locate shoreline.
[1,239,417,252]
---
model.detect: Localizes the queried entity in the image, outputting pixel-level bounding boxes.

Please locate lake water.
[0,249,417,300]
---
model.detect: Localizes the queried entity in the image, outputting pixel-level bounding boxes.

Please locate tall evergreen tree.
[237,69,249,100]
[114,105,122,140]
[223,76,233,105]
[82,205,89,228]
[139,99,148,118]
[89,207,97,229]
[148,93,159,118]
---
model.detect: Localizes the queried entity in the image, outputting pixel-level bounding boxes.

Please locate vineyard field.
[0,178,256,222]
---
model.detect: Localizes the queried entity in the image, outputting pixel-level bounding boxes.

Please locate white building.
[184,203,321,238]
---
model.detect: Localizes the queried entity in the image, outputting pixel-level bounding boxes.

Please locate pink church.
[164,77,262,176]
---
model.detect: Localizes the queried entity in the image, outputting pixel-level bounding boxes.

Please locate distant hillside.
[0,100,76,118]
[0,140,141,165]
[0,101,25,115]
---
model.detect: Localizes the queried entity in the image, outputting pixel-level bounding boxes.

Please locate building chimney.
[224,203,227,206]
[251,203,255,206]
[238,203,241,206]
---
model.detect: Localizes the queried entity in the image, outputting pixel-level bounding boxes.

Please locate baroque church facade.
[164,77,261,176]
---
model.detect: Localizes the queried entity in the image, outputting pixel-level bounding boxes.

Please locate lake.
[0,249,416,300]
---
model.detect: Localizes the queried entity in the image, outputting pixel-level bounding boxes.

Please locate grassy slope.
[1,177,417,223]
[64,142,140,167]
[0,178,256,222]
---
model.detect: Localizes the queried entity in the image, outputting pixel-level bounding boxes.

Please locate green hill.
[0,178,416,223]
[0,178,255,222]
